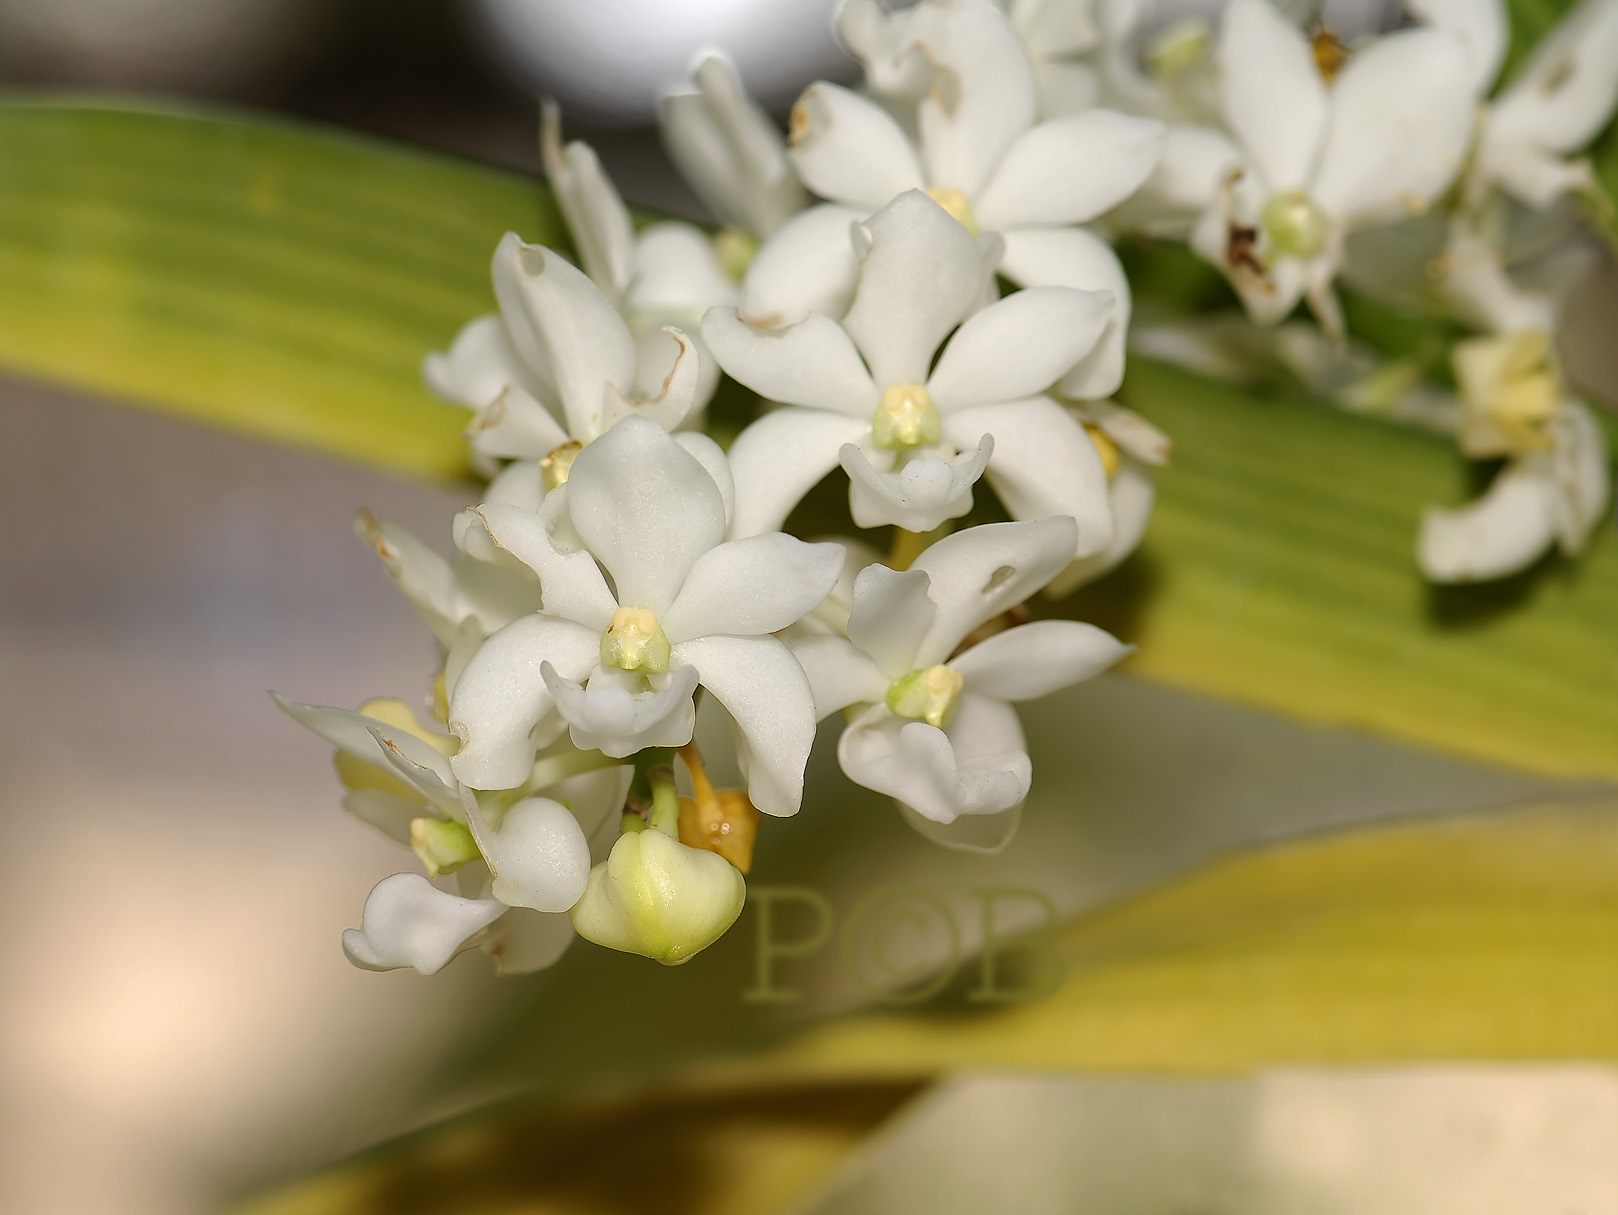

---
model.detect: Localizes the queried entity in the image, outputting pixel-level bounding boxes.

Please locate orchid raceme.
[271,0,1618,981]
[704,190,1116,547]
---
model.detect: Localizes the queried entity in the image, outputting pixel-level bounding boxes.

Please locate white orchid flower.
[703,190,1117,550]
[449,416,842,815]
[746,0,1162,399]
[1419,398,1610,583]
[273,693,630,974]
[1189,0,1475,338]
[1001,0,1104,118]
[659,51,807,241]
[1412,0,1618,210]
[792,517,1130,852]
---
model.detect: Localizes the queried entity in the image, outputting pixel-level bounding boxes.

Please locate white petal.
[662,535,843,642]
[565,416,726,614]
[700,307,877,415]
[1407,0,1507,91]
[725,408,870,538]
[424,314,547,411]
[342,789,422,845]
[1417,464,1561,582]
[341,874,505,975]
[544,663,700,758]
[1491,0,1618,153]
[841,191,989,387]
[1044,455,1157,594]
[273,694,449,787]
[1546,401,1612,552]
[943,398,1112,555]
[492,235,637,441]
[473,503,618,631]
[787,81,927,209]
[908,516,1079,664]
[672,431,736,534]
[837,698,1029,825]
[448,613,600,790]
[623,221,739,316]
[1311,30,1475,222]
[847,563,936,680]
[465,795,590,913]
[927,286,1112,410]
[740,203,864,329]
[483,459,545,511]
[353,510,463,647]
[997,226,1133,400]
[600,326,702,434]
[660,51,806,236]
[1218,0,1327,190]
[951,619,1130,700]
[365,724,462,817]
[464,383,570,462]
[893,694,1028,851]
[975,110,1165,229]
[541,105,635,300]
[674,634,819,815]
[842,439,992,533]
[909,0,1040,198]
[789,633,889,719]
[1109,124,1244,239]
[1011,0,1100,56]
[1476,135,1595,209]
[480,907,575,974]
[546,764,635,859]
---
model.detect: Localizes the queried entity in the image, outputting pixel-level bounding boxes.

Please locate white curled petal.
[1548,402,1611,552]
[662,535,843,642]
[895,694,1028,851]
[474,503,617,631]
[469,795,591,913]
[542,111,635,299]
[997,226,1132,400]
[909,516,1080,664]
[448,614,600,789]
[342,874,506,975]
[565,416,726,614]
[601,326,701,434]
[700,308,877,415]
[675,634,819,816]
[343,789,422,845]
[672,431,735,532]
[975,110,1166,229]
[1492,0,1618,152]
[366,725,462,817]
[1406,0,1507,91]
[482,460,544,511]
[789,633,889,719]
[740,203,863,329]
[353,511,462,647]
[847,563,936,679]
[787,81,927,209]
[911,0,1041,198]
[1045,456,1158,594]
[273,695,436,778]
[624,221,739,315]
[1218,0,1327,190]
[1417,465,1561,582]
[927,287,1112,410]
[725,408,870,538]
[545,663,701,758]
[943,398,1112,555]
[837,700,1029,825]
[424,314,547,411]
[481,907,576,974]
[841,191,989,387]
[842,440,991,532]
[952,619,1131,700]
[1311,31,1475,222]
[492,236,638,440]
[465,384,571,462]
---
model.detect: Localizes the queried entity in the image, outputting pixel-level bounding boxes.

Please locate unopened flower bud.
[570,829,746,964]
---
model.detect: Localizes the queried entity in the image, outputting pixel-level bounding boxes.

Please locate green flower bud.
[569,829,746,965]
[409,817,480,877]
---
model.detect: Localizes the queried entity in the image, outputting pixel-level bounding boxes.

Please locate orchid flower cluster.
[278,0,1617,977]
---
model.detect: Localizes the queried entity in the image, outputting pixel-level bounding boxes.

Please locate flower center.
[887,664,964,729]
[1261,190,1330,260]
[1454,330,1560,456]
[925,186,979,234]
[542,439,584,490]
[873,383,943,451]
[601,606,671,674]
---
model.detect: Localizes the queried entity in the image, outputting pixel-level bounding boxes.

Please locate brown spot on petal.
[1311,28,1348,84]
